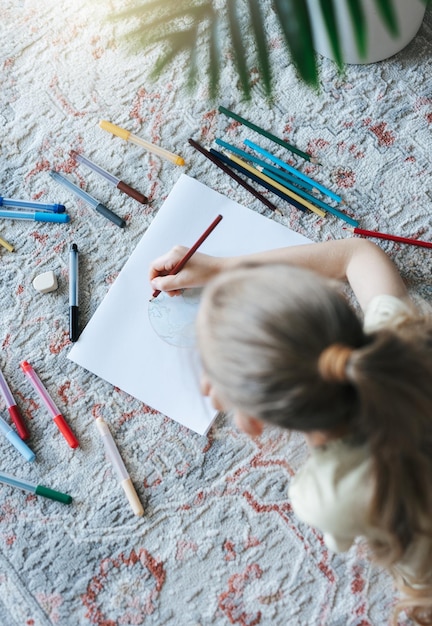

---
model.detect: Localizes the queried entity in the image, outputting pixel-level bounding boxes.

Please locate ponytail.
[198,263,432,623]
[346,328,432,625]
[347,329,432,556]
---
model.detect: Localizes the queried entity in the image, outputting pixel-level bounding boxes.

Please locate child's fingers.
[148,245,188,280]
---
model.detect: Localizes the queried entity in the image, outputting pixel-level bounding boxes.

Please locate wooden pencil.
[218,106,320,164]
[347,227,432,249]
[150,214,223,300]
[188,138,280,214]
[215,138,315,192]
[257,165,358,227]
[210,148,304,214]
[223,151,326,218]
[244,139,343,203]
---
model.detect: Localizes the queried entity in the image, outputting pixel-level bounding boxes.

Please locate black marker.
[69,243,79,342]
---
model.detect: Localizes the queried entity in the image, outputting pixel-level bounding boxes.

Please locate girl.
[149,238,432,625]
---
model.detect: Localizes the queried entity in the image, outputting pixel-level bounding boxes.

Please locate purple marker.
[0,366,30,440]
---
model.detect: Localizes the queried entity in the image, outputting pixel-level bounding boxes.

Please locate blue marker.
[0,197,65,213]
[0,415,35,462]
[0,209,69,223]
[244,139,343,203]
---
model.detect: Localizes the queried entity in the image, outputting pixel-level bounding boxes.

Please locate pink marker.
[0,366,30,440]
[20,361,79,449]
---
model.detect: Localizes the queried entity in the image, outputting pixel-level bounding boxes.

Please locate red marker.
[0,366,30,440]
[20,361,79,449]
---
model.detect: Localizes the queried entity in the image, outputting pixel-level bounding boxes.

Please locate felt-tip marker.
[0,209,69,223]
[0,366,30,439]
[71,152,148,204]
[0,415,35,462]
[69,244,79,342]
[0,471,72,504]
[0,196,66,213]
[20,360,79,449]
[95,417,144,516]
[49,171,126,228]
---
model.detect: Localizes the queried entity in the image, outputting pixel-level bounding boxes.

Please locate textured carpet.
[1,1,432,625]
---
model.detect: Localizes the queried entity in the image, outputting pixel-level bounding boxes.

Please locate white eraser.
[32,270,58,294]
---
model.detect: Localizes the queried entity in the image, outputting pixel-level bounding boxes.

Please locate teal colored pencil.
[218,106,320,164]
[258,166,358,227]
[244,139,343,204]
[215,138,314,192]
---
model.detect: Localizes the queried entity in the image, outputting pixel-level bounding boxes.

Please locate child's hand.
[149,246,225,296]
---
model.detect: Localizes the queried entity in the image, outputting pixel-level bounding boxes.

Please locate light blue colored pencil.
[258,166,358,227]
[244,139,343,203]
[215,138,315,192]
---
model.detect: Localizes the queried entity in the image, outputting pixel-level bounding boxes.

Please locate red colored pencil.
[347,227,432,249]
[150,214,223,300]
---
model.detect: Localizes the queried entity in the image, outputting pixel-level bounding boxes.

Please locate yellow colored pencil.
[0,234,14,252]
[224,152,326,218]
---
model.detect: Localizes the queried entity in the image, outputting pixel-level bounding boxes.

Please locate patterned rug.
[1,1,432,624]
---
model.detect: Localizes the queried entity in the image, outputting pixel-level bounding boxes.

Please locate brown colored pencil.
[150,214,223,300]
[188,138,280,214]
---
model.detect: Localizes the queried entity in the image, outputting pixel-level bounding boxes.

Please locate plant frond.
[149,30,198,78]
[346,0,367,58]
[208,17,221,100]
[111,0,210,23]
[318,0,343,68]
[227,1,251,100]
[273,0,318,87]
[374,0,399,37]
[247,0,272,96]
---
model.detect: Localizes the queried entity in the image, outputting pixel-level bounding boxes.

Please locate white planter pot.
[306,0,427,64]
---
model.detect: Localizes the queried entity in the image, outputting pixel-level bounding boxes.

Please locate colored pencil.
[244,139,343,203]
[0,234,14,252]
[188,138,280,214]
[257,166,358,227]
[221,151,326,218]
[215,138,315,192]
[210,148,304,214]
[150,213,223,300]
[218,106,320,164]
[346,227,432,249]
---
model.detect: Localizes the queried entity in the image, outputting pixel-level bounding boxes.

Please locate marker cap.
[8,405,30,440]
[53,414,79,448]
[121,478,144,516]
[35,485,72,504]
[6,430,35,462]
[35,212,70,223]
[99,120,130,141]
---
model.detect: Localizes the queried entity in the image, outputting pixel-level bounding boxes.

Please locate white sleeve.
[288,443,373,553]
[363,294,413,333]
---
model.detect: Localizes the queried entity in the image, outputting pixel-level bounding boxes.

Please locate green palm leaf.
[373,0,399,36]
[318,0,343,69]
[248,0,272,96]
[227,1,251,99]
[346,0,367,58]
[273,0,318,87]
[208,17,221,100]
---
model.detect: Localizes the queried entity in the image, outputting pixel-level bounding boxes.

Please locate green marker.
[0,470,72,504]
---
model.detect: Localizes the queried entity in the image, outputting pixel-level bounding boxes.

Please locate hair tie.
[318,343,354,383]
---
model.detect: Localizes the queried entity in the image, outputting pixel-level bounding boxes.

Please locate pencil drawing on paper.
[148,288,202,347]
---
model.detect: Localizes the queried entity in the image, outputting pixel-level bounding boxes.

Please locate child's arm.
[149,238,409,311]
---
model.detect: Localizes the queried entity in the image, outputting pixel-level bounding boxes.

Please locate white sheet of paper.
[68,175,311,435]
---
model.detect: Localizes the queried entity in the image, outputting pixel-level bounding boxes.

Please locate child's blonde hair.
[197,263,432,624]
